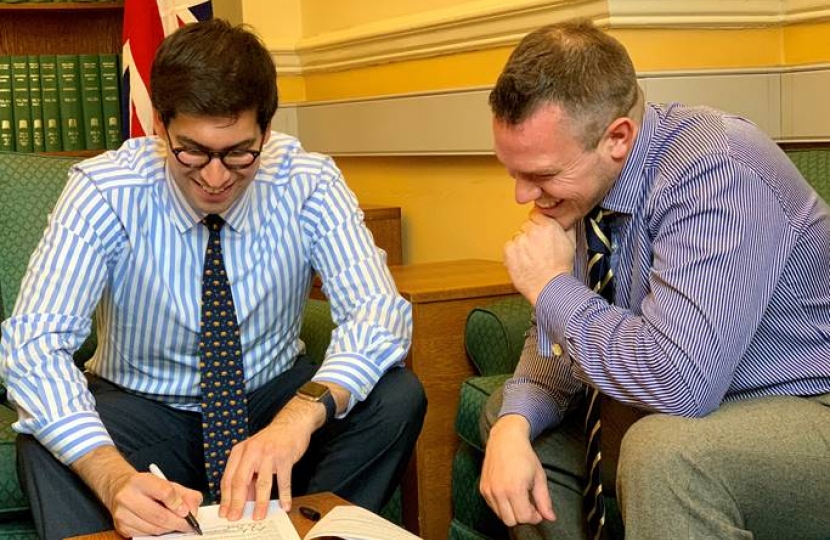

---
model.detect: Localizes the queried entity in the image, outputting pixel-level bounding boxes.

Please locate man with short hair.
[0,20,425,540]
[480,19,830,540]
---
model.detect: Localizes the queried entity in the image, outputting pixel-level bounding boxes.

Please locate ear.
[262,121,272,145]
[152,110,167,140]
[602,116,636,161]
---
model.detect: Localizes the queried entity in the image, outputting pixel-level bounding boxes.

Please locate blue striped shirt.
[502,103,830,439]
[0,133,412,464]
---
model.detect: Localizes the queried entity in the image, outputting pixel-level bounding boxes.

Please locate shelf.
[38,150,107,159]
[0,2,123,55]
[0,2,123,11]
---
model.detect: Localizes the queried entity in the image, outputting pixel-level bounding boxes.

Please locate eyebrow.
[173,134,257,152]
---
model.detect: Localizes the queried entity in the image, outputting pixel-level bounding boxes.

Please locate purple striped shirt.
[502,103,830,438]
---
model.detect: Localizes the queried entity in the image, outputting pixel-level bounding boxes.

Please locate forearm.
[72,445,137,511]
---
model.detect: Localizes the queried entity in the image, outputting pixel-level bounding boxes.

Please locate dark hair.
[150,19,279,134]
[489,19,638,148]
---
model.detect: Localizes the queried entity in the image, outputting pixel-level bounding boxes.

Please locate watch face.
[299,381,330,400]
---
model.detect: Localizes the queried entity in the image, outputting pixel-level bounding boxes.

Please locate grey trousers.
[482,389,830,540]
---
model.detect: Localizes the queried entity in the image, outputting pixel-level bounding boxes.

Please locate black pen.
[149,463,204,535]
[299,505,321,522]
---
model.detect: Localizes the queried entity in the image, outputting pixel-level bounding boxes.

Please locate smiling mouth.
[536,200,561,210]
[196,180,233,195]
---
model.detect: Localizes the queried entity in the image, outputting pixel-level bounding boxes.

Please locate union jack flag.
[121,0,213,139]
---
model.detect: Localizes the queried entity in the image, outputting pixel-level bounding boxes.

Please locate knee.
[618,414,706,491]
[371,368,427,427]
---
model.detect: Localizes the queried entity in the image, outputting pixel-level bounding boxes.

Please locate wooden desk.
[361,204,402,266]
[67,492,348,540]
[389,259,517,540]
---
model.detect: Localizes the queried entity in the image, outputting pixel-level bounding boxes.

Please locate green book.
[56,54,83,152]
[99,53,122,150]
[39,55,62,152]
[0,56,13,152]
[79,54,104,151]
[27,55,44,152]
[10,55,32,153]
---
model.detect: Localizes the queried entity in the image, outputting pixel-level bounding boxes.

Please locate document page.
[304,505,422,540]
[135,501,301,540]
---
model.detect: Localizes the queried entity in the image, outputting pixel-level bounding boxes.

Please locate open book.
[136,500,422,540]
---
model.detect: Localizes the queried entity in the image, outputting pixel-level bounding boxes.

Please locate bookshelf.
[0,2,123,157]
[0,3,123,57]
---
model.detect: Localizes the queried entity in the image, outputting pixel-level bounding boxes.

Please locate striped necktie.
[199,214,248,503]
[583,206,615,540]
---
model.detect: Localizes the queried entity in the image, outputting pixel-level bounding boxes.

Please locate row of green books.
[0,54,123,153]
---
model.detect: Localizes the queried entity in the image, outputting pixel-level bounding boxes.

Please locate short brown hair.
[489,19,638,148]
[151,19,279,134]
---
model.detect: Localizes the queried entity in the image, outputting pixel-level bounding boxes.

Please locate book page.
[135,501,301,540]
[304,505,422,540]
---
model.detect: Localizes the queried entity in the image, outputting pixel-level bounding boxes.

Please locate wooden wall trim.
[270,64,830,155]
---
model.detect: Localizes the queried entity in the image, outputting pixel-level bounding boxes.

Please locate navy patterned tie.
[583,206,615,540]
[199,214,248,503]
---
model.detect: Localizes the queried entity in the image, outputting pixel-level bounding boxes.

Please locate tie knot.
[587,206,614,224]
[203,214,225,232]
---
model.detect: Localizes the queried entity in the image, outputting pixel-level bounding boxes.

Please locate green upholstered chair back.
[785,147,830,203]
[0,152,97,366]
[0,152,82,322]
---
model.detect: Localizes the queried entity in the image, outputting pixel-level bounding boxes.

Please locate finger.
[222,446,255,521]
[275,461,294,512]
[253,462,274,520]
[529,206,556,223]
[532,467,556,522]
[495,495,518,527]
[218,446,240,518]
[152,477,189,519]
[180,487,204,516]
[116,490,188,537]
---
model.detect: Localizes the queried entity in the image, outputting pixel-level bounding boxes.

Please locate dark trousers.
[17,356,427,540]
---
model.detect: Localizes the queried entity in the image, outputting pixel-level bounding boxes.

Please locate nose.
[514,176,540,205]
[200,156,231,188]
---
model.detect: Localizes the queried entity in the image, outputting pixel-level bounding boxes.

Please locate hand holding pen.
[149,463,204,535]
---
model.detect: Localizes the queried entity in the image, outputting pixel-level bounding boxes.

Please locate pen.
[299,506,321,522]
[148,463,204,536]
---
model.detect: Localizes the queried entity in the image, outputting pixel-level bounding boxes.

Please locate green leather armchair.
[448,146,830,540]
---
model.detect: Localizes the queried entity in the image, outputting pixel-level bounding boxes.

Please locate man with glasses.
[479,19,830,540]
[0,20,425,540]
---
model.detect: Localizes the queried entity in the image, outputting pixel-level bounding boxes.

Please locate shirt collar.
[163,163,255,235]
[600,104,658,215]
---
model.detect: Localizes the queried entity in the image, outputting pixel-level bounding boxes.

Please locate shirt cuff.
[26,411,114,465]
[312,353,384,416]
[536,274,596,356]
[500,379,564,440]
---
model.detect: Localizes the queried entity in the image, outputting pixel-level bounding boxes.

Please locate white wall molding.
[271,0,830,75]
[296,0,606,73]
[271,49,302,76]
[783,0,830,22]
[278,63,830,155]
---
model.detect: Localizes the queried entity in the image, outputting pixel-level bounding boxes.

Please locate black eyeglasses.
[166,133,263,170]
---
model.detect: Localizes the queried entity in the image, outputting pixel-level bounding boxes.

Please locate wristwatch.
[296,381,336,424]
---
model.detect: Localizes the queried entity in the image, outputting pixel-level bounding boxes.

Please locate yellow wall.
[301,0,487,37]
[783,20,830,65]
[336,156,528,263]
[246,4,830,264]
